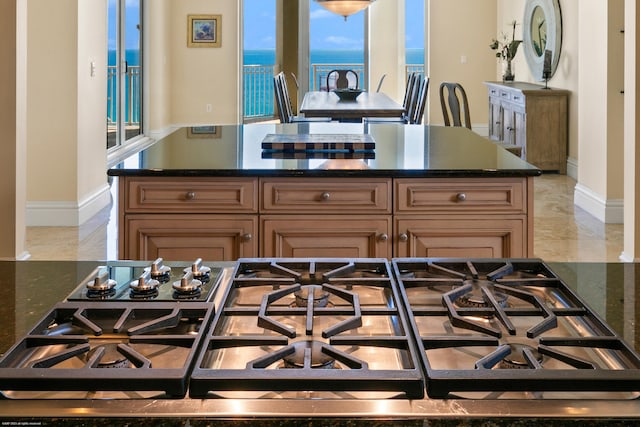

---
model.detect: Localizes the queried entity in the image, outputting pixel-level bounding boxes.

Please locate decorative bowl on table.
[332,88,364,101]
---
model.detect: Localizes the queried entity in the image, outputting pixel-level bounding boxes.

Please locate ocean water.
[244,48,424,65]
[108,49,424,119]
[243,49,424,116]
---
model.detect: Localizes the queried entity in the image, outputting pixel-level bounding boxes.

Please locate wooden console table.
[485,81,569,173]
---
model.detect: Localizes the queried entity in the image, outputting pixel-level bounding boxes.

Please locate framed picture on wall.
[187,14,221,48]
[187,126,220,139]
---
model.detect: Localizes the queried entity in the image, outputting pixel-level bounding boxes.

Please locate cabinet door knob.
[378,233,389,242]
[242,233,253,242]
[320,192,331,201]
[185,191,196,200]
[456,193,467,202]
[399,233,408,242]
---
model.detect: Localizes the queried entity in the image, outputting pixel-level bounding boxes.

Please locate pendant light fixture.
[314,0,377,21]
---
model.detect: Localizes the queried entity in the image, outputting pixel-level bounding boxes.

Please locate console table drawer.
[395,178,526,213]
[261,178,391,213]
[125,177,258,213]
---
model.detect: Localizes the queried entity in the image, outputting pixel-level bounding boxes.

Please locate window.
[107,0,142,150]
[309,2,365,91]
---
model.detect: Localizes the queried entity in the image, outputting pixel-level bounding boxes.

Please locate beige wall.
[427,0,498,128]
[0,0,27,259]
[147,0,172,131]
[27,0,78,202]
[369,0,405,104]
[576,0,624,205]
[168,0,242,125]
[26,0,110,226]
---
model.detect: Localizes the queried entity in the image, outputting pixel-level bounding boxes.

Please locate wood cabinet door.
[488,98,503,141]
[124,215,257,261]
[261,215,392,258]
[513,108,527,157]
[394,216,526,258]
[502,105,516,146]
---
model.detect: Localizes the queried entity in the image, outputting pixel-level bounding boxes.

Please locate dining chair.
[273,72,331,124]
[409,77,429,124]
[375,74,387,92]
[363,73,422,124]
[439,81,522,157]
[439,82,472,129]
[325,69,359,91]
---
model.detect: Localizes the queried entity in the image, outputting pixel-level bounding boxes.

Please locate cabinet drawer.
[395,178,526,213]
[124,177,257,213]
[124,214,257,261]
[261,215,391,258]
[261,178,391,213]
[394,216,526,258]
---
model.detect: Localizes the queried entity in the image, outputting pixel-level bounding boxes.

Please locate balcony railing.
[107,65,141,125]
[106,64,424,124]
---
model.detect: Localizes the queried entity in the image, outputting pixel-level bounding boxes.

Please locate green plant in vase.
[490,20,522,81]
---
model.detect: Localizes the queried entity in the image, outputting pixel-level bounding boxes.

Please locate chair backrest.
[439,82,471,129]
[402,73,420,111]
[375,74,387,92]
[410,77,430,124]
[403,73,422,119]
[273,72,295,123]
[273,72,287,122]
[326,69,359,91]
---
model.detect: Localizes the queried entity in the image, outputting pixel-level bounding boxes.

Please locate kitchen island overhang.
[107,123,541,261]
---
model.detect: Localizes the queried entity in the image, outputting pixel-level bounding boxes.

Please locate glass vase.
[502,60,515,81]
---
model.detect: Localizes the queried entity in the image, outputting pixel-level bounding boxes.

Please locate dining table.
[300,90,405,122]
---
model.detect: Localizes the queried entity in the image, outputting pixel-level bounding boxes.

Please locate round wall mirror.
[523,0,562,80]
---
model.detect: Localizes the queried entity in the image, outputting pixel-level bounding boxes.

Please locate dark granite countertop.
[0,260,638,424]
[107,123,541,178]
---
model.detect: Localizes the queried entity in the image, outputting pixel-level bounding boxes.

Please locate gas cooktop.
[1,257,640,421]
[189,258,425,399]
[392,258,640,399]
[65,258,223,302]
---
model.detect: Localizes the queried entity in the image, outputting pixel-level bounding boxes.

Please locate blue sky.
[244,0,424,50]
[109,1,424,52]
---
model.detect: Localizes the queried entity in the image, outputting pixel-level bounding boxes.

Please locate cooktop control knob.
[85,267,117,292]
[129,270,160,293]
[183,258,211,282]
[173,271,203,294]
[148,257,171,281]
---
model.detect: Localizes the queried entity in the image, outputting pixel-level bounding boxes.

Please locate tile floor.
[25,174,625,262]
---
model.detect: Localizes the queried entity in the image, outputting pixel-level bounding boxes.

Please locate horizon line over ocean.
[244,48,425,65]
[109,48,425,67]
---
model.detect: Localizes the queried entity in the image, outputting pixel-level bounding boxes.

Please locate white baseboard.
[26,184,111,227]
[574,183,624,224]
[566,156,578,180]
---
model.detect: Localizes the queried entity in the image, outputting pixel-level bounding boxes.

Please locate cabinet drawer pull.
[378,233,389,242]
[456,193,467,202]
[399,233,408,242]
[185,191,196,200]
[320,192,331,201]
[242,233,253,242]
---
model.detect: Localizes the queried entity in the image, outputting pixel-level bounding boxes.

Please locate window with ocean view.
[107,0,142,150]
[243,0,425,122]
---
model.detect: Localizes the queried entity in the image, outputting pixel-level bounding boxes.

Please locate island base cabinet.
[261,215,392,258]
[394,216,526,258]
[124,215,257,261]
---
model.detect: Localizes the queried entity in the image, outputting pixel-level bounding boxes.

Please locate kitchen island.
[108,123,541,260]
[0,260,639,425]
